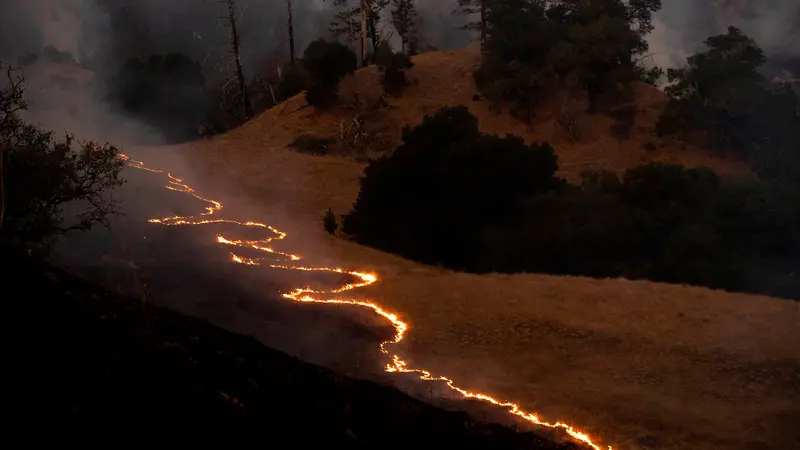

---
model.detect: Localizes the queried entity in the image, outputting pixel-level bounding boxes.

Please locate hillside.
[7,248,580,449]
[166,48,800,450]
[224,49,751,180]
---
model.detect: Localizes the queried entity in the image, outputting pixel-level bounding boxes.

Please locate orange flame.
[119,153,610,450]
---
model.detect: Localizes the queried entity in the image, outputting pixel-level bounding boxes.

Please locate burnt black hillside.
[6,249,581,449]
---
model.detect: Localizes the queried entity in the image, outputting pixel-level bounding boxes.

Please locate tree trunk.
[368,18,379,54]
[360,0,368,66]
[226,0,253,119]
[286,0,296,66]
[480,1,486,53]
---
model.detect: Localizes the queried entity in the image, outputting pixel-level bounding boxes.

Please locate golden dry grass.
[157,49,798,450]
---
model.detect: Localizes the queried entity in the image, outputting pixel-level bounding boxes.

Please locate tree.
[328,0,389,65]
[455,0,488,51]
[302,39,358,109]
[222,0,253,119]
[342,106,562,267]
[391,0,419,54]
[475,0,663,123]
[328,2,364,59]
[0,63,125,253]
[657,26,800,182]
[377,50,414,94]
[474,0,555,121]
[323,208,338,234]
[287,0,296,66]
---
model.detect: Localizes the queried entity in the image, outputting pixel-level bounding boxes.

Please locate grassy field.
[140,49,800,450]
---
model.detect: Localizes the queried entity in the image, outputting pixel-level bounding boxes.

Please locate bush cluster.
[342,107,800,299]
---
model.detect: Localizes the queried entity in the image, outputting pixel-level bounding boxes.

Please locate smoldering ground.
[0,0,401,380]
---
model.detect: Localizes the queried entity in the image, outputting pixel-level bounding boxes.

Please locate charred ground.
[8,248,583,449]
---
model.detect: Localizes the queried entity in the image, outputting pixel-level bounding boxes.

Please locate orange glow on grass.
[120,152,610,450]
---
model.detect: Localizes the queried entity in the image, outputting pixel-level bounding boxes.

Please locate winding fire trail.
[120,153,610,450]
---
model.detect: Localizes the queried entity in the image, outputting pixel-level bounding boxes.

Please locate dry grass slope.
[161,49,797,450]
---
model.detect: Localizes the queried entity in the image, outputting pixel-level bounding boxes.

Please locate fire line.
[120,153,610,450]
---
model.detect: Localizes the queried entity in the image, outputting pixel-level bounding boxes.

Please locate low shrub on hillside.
[288,134,333,155]
[374,46,414,95]
[343,106,800,299]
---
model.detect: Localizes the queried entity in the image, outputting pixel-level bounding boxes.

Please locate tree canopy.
[657,26,800,182]
[1,63,125,254]
[302,39,358,109]
[475,0,662,121]
[339,106,799,299]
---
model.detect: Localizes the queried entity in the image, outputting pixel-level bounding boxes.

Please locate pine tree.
[328,0,389,63]
[390,0,419,54]
[455,0,487,51]
[328,2,363,57]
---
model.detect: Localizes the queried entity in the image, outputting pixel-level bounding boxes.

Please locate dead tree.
[0,64,25,233]
[220,0,253,119]
[287,0,296,66]
[359,0,368,66]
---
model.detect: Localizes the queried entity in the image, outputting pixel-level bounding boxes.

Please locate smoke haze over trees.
[0,0,796,143]
[1,1,796,92]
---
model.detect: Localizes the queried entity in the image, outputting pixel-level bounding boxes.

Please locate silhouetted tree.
[657,26,800,182]
[455,0,488,51]
[391,0,419,54]
[223,0,253,119]
[328,0,389,64]
[343,106,562,267]
[302,39,358,109]
[475,0,662,122]
[1,63,125,253]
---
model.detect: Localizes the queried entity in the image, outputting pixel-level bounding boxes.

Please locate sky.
[0,0,796,77]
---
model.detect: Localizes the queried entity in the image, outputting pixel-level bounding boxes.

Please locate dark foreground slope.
[6,249,579,450]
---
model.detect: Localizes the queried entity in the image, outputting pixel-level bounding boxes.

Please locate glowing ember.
[119,152,610,450]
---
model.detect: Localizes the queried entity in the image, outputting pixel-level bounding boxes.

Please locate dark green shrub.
[343,106,563,268]
[323,208,338,235]
[1,64,125,254]
[378,52,414,94]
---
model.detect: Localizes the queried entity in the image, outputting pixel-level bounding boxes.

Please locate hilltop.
[170,48,800,450]
[222,49,751,180]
